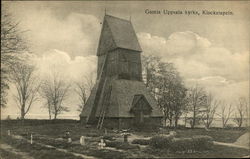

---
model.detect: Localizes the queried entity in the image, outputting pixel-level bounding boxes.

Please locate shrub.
[85,133,101,137]
[149,135,173,149]
[103,134,116,141]
[170,135,213,152]
[131,139,150,145]
[192,135,213,150]
[170,138,193,152]
[88,148,128,158]
[106,141,139,150]
[149,135,213,152]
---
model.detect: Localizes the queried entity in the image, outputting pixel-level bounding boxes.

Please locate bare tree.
[40,71,70,119]
[201,93,219,129]
[74,74,95,113]
[1,10,28,108]
[217,102,233,128]
[39,85,53,119]
[187,85,207,129]
[9,60,39,119]
[233,97,248,128]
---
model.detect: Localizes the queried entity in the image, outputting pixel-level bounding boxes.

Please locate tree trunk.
[192,112,196,129]
[48,107,51,120]
[239,120,242,128]
[21,105,25,120]
[54,112,57,120]
[184,115,187,127]
[169,118,172,127]
[222,118,225,128]
[174,118,178,128]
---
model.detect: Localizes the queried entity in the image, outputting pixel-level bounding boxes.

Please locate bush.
[170,135,213,152]
[131,139,150,145]
[149,135,173,149]
[149,135,213,152]
[106,141,139,150]
[85,133,101,137]
[170,138,193,152]
[191,135,213,150]
[103,134,116,141]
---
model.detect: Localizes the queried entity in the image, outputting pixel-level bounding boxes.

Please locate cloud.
[8,4,101,57]
[2,50,97,119]
[35,49,97,81]
[138,31,249,106]
[138,31,249,82]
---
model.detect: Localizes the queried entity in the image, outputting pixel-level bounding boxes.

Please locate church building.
[80,15,163,129]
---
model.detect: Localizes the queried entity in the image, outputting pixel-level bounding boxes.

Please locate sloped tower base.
[80,79,163,129]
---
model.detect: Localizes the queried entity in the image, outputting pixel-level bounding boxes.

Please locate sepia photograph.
[1,0,249,158]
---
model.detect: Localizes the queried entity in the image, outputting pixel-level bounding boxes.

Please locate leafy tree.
[156,62,187,127]
[142,55,187,127]
[141,55,160,97]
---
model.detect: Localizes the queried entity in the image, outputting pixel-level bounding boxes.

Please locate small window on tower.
[121,54,127,62]
[110,55,115,61]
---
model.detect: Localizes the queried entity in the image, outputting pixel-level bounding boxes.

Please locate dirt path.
[214,132,250,151]
[10,135,97,159]
[213,141,249,150]
[0,143,34,159]
[234,132,249,148]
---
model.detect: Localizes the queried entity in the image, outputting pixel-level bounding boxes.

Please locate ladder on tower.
[86,53,109,124]
[97,83,112,129]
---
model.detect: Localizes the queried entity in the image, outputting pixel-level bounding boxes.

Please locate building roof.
[93,79,163,118]
[97,15,142,56]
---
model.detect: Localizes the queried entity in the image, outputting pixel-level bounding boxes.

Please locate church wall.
[80,116,162,129]
[102,117,162,129]
[115,49,142,81]
[106,51,118,77]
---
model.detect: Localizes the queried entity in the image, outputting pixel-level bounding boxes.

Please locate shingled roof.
[93,79,163,118]
[97,15,142,56]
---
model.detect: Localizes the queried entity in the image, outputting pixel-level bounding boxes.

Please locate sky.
[2,1,249,119]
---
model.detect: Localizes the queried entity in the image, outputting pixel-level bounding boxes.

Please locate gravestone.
[80,136,85,145]
[68,138,72,143]
[30,134,33,144]
[7,130,10,136]
[98,139,106,149]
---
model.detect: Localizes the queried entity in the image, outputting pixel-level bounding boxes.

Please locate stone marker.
[98,139,106,149]
[124,133,129,142]
[7,130,10,136]
[169,131,177,137]
[80,136,85,145]
[68,138,72,143]
[30,134,33,144]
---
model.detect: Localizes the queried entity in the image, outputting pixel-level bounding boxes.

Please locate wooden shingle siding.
[80,15,163,127]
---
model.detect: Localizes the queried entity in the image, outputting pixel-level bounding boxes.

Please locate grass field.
[0,120,249,158]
